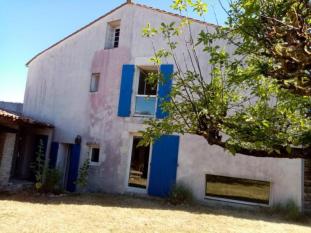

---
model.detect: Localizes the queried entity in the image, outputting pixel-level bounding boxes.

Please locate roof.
[26,2,216,66]
[0,108,53,128]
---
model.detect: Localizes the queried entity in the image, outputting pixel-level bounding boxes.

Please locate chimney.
[127,0,132,3]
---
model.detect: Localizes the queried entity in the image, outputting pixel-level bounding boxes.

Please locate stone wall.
[0,133,16,186]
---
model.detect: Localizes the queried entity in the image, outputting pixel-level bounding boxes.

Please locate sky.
[0,0,228,103]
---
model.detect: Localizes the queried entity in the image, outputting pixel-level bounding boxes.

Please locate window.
[105,20,121,49]
[205,174,270,205]
[128,137,150,189]
[89,147,100,164]
[134,69,158,116]
[113,28,120,48]
[90,73,100,92]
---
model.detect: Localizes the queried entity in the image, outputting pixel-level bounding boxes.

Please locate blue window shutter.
[118,64,135,117]
[156,64,174,119]
[49,142,59,169]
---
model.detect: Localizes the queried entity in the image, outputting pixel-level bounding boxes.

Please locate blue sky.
[0,0,228,103]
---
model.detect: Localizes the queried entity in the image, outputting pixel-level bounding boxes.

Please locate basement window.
[134,68,158,116]
[89,147,100,165]
[205,174,270,205]
[105,20,121,49]
[90,73,100,92]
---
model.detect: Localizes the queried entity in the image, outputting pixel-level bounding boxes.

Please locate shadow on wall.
[0,193,310,227]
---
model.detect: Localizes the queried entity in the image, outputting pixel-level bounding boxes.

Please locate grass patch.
[271,199,303,221]
[0,193,310,233]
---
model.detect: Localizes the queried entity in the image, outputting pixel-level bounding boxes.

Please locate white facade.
[23,3,303,208]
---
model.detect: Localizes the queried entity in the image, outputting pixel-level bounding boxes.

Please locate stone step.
[304,201,311,212]
[304,160,311,165]
[304,189,311,195]
[304,194,311,202]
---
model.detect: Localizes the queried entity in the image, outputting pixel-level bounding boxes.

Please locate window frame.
[89,146,100,166]
[204,174,271,206]
[113,27,120,48]
[132,66,159,117]
[125,134,153,194]
[105,20,121,50]
[90,73,100,93]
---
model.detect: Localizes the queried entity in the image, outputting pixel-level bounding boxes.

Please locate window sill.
[90,162,100,166]
[204,196,270,207]
[104,47,119,50]
[132,114,155,118]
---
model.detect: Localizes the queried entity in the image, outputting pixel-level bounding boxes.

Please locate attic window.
[105,20,121,49]
[113,28,120,48]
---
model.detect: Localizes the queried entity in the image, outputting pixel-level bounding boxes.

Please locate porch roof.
[0,108,53,128]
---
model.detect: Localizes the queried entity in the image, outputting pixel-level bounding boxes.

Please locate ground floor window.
[205,174,270,205]
[89,147,100,165]
[128,137,150,189]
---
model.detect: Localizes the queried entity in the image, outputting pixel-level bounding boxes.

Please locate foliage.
[31,139,63,194]
[31,139,45,190]
[42,168,62,194]
[227,0,311,96]
[169,184,193,205]
[76,159,90,189]
[271,199,302,221]
[140,0,311,159]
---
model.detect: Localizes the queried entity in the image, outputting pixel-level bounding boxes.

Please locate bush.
[41,169,62,194]
[75,159,90,191]
[168,184,193,205]
[271,199,302,221]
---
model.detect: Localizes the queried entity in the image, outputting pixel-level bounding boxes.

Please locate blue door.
[49,142,59,169]
[148,135,180,197]
[66,144,81,192]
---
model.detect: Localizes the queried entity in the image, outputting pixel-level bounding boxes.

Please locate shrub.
[42,169,62,194]
[272,199,302,221]
[168,184,193,205]
[75,159,90,191]
[31,139,45,191]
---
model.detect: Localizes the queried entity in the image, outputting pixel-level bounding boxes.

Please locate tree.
[140,0,311,159]
[227,0,311,96]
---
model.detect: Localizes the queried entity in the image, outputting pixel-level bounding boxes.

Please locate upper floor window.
[90,73,100,92]
[134,68,158,116]
[105,20,121,49]
[113,28,120,48]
